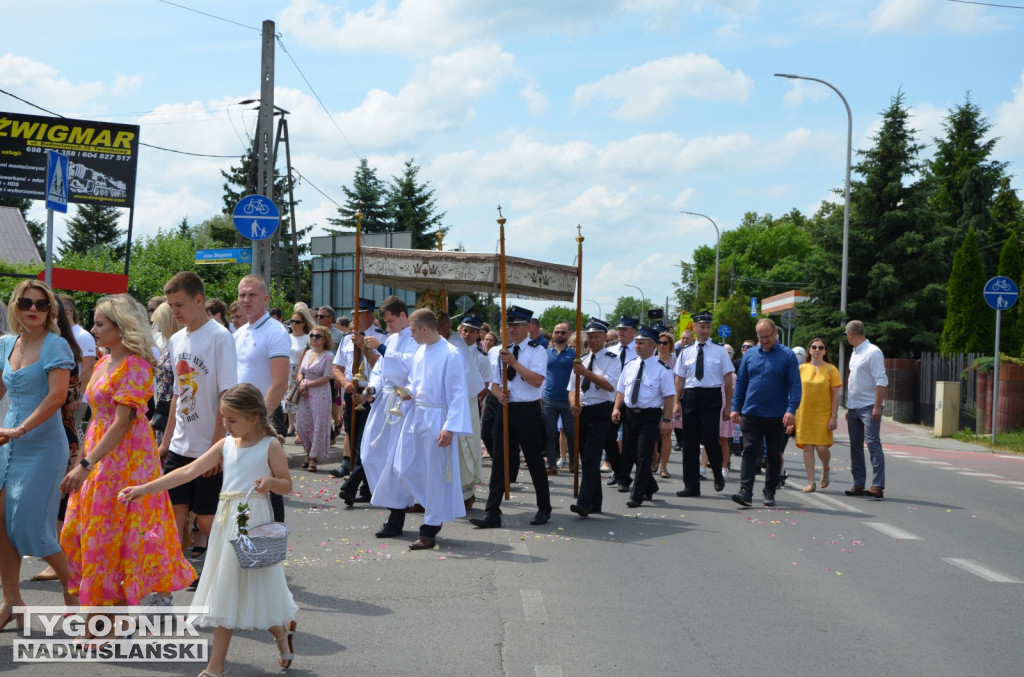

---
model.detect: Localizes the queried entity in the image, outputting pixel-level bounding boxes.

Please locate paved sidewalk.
[834,410,994,454]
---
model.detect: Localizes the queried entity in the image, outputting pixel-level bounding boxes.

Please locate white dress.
[191,435,298,629]
[362,326,417,496]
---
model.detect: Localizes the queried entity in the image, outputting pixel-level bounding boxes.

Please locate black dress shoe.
[469,516,501,529]
[375,524,403,538]
[643,494,653,501]
[617,483,630,493]
[714,476,726,492]
[529,510,551,525]
[763,493,776,507]
[591,506,602,514]
[329,467,345,478]
[626,499,641,508]
[606,476,619,486]
[732,492,752,507]
[338,489,355,506]
[675,488,701,498]
[355,494,371,503]
[569,504,589,518]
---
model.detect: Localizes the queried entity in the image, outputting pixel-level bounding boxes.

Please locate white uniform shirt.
[674,340,735,389]
[492,337,547,402]
[567,348,622,406]
[333,326,389,386]
[234,313,291,396]
[847,338,888,410]
[617,354,675,409]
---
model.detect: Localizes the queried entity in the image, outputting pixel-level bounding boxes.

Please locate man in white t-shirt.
[159,271,237,564]
[59,294,96,434]
[234,274,291,520]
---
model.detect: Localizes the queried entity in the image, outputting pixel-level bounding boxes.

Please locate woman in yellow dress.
[794,338,842,492]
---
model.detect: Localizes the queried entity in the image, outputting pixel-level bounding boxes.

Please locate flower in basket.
[236,502,250,536]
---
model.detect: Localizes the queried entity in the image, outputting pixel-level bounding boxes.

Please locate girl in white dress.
[120,383,298,677]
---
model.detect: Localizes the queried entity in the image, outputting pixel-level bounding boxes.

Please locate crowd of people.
[0,269,892,676]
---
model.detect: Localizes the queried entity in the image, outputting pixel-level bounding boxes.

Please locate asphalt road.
[4,417,1023,676]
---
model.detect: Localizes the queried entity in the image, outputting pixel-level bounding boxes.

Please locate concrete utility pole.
[253,19,275,284]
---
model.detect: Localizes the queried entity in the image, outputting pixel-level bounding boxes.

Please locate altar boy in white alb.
[390,309,471,550]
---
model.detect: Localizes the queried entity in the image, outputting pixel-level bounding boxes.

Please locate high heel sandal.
[197,670,226,677]
[272,620,296,668]
[0,601,26,631]
[802,482,816,493]
[819,467,830,489]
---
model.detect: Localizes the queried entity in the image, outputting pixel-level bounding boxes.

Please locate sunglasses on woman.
[658,341,671,346]
[810,345,826,351]
[288,319,304,324]
[309,333,324,339]
[17,297,50,312]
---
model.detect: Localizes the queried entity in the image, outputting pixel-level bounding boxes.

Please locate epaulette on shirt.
[528,340,540,347]
[604,351,616,358]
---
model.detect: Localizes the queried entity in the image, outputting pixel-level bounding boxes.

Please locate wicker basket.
[229,488,289,569]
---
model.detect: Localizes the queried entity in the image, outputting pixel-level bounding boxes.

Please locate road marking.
[521,589,548,622]
[987,480,1024,486]
[863,522,922,540]
[789,488,865,514]
[939,467,977,471]
[535,667,564,677]
[911,460,951,465]
[896,455,928,460]
[887,451,911,456]
[958,472,1005,478]
[941,558,1022,583]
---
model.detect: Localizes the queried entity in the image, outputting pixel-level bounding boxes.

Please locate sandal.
[198,670,225,677]
[272,620,296,668]
[308,462,318,473]
[0,601,26,631]
[802,482,816,493]
[31,567,60,582]
[820,467,830,489]
[301,459,309,469]
[660,470,670,479]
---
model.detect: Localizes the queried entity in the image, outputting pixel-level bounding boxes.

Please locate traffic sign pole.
[993,309,1000,444]
[982,276,1019,442]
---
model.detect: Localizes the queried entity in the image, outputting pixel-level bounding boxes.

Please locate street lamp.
[623,284,646,321]
[775,73,852,383]
[680,211,721,315]
[586,299,602,320]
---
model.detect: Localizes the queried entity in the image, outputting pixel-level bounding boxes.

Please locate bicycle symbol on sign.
[243,199,270,216]
[991,278,1012,292]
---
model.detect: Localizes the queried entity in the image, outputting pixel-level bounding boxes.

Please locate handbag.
[285,383,302,406]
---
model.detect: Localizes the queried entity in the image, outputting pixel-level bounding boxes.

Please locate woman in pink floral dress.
[60,294,194,614]
[295,328,334,471]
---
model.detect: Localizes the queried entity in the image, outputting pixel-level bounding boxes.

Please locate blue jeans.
[543,398,575,466]
[847,405,885,488]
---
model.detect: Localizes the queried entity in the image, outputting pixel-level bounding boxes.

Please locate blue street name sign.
[717,324,731,338]
[45,150,69,213]
[983,276,1018,311]
[750,297,758,317]
[232,195,280,241]
[195,248,252,265]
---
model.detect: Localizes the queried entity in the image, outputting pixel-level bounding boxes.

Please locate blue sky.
[2,0,1023,318]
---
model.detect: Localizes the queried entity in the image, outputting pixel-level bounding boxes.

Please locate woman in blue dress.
[0,280,75,631]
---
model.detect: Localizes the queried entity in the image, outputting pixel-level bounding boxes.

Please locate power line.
[945,0,1024,8]
[291,166,344,211]
[154,0,264,32]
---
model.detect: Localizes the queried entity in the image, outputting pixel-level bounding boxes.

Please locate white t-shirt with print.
[168,320,238,458]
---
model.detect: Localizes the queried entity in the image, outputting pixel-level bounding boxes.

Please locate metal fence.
[916,352,980,430]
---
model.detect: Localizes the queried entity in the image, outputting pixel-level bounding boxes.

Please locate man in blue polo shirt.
[543,321,576,473]
[729,318,801,508]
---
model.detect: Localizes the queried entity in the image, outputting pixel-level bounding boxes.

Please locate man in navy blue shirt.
[543,322,576,473]
[729,318,801,508]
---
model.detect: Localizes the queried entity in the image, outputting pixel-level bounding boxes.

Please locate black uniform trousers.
[576,401,612,511]
[604,420,632,488]
[481,392,522,482]
[682,387,725,492]
[484,400,551,516]
[340,392,372,499]
[622,407,661,503]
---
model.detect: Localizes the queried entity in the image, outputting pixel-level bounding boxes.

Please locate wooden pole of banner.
[497,207,511,500]
[572,225,584,498]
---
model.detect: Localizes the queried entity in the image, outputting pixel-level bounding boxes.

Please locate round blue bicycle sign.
[232,195,280,241]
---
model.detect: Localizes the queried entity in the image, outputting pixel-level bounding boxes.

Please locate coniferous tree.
[997,235,1023,355]
[990,177,1024,246]
[58,204,124,259]
[387,158,448,250]
[327,158,391,234]
[940,227,991,354]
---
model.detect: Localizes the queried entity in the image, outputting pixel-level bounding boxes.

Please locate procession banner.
[0,111,140,208]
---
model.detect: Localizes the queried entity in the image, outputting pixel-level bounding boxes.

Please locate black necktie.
[581,353,595,392]
[630,359,644,405]
[506,345,519,381]
[620,348,627,367]
[696,343,705,381]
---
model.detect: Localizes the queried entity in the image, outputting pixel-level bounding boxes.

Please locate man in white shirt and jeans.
[844,320,888,499]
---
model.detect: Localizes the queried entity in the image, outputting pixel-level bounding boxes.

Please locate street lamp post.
[774,73,852,384]
[586,299,602,320]
[680,211,721,315]
[623,284,646,321]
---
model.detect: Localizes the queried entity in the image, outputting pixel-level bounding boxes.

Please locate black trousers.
[269,404,286,521]
[604,420,631,488]
[576,401,612,511]
[385,508,440,537]
[622,408,661,503]
[341,393,372,498]
[739,415,786,496]
[482,393,521,482]
[682,388,725,492]
[484,400,551,515]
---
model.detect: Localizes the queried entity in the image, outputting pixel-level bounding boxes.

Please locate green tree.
[608,296,661,325]
[58,204,124,259]
[997,234,1023,355]
[990,176,1024,246]
[538,305,579,333]
[800,92,942,356]
[0,197,44,258]
[327,158,391,234]
[387,158,449,250]
[926,94,1007,274]
[711,293,760,352]
[940,227,991,354]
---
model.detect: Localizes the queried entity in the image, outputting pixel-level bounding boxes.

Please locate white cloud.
[781,78,830,106]
[111,74,144,97]
[519,80,548,116]
[995,70,1024,156]
[762,127,834,163]
[573,54,752,120]
[869,0,1001,35]
[0,54,105,114]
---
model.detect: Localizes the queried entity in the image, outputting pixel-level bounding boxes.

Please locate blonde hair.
[8,279,61,336]
[291,305,315,334]
[220,384,277,439]
[94,294,158,367]
[151,302,180,344]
